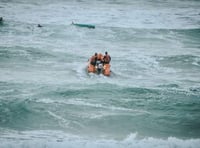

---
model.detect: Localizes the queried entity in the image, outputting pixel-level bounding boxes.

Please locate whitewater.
[0,0,200,147]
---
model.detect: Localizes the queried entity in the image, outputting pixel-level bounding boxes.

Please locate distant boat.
[72,22,95,29]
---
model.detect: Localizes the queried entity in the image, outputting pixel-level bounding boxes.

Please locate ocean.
[0,0,200,147]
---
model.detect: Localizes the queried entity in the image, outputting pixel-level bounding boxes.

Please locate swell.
[0,46,55,61]
[1,81,200,138]
[157,54,200,70]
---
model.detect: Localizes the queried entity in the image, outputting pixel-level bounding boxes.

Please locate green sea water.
[0,0,200,147]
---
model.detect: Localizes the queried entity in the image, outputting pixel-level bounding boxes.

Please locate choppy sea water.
[0,0,200,147]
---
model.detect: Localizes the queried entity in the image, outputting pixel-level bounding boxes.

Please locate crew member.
[103,51,111,64]
[90,53,98,66]
[97,53,103,62]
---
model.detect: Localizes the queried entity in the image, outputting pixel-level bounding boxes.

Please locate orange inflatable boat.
[87,54,111,76]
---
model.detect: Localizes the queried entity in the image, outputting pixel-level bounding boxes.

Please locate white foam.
[0,131,200,148]
[47,111,70,128]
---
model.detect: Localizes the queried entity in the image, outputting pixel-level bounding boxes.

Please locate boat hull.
[87,62,111,76]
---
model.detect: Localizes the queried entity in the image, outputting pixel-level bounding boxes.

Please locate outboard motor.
[96,60,103,74]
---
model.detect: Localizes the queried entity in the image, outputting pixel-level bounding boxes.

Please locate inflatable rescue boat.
[87,54,111,76]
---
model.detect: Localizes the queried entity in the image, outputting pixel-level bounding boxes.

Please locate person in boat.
[95,53,104,73]
[103,51,111,64]
[97,53,103,63]
[90,53,98,66]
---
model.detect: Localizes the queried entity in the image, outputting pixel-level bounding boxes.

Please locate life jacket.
[97,53,103,61]
[90,55,97,63]
[104,55,111,63]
